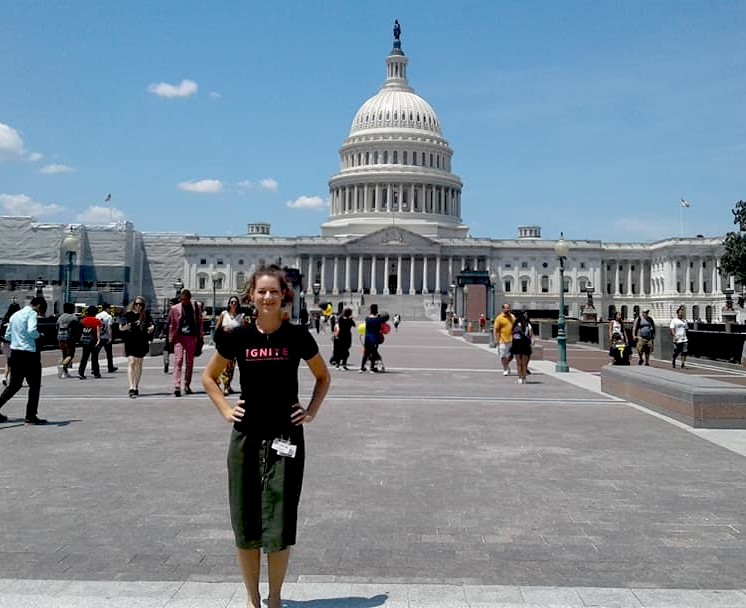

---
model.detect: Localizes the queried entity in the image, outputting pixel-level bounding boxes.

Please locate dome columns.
[329,182,462,219]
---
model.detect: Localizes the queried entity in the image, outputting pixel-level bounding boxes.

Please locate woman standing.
[331,307,354,370]
[202,265,330,608]
[608,311,626,346]
[510,311,533,384]
[216,296,245,396]
[119,296,154,398]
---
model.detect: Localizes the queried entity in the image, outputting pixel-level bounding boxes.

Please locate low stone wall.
[601,365,746,429]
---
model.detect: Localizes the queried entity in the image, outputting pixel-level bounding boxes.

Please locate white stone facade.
[0,26,733,324]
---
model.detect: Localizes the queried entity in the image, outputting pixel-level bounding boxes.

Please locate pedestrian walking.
[1,302,21,386]
[0,296,47,424]
[77,305,102,379]
[359,304,384,373]
[632,309,655,366]
[120,296,155,398]
[215,296,245,396]
[670,305,689,369]
[393,313,401,332]
[56,302,79,378]
[493,303,516,376]
[479,313,486,333]
[510,311,533,384]
[96,302,118,373]
[331,307,354,369]
[201,264,330,608]
[167,289,203,397]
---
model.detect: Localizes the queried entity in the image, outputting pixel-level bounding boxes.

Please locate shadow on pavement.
[0,418,81,429]
[281,595,388,608]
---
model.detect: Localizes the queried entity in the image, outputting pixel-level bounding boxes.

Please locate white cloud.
[40,163,75,174]
[27,152,43,162]
[237,180,253,192]
[177,179,222,193]
[0,193,65,217]
[209,91,222,99]
[286,195,327,210]
[147,79,198,98]
[76,205,126,223]
[0,122,25,161]
[259,178,278,192]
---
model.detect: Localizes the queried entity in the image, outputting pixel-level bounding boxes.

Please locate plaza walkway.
[1,321,745,607]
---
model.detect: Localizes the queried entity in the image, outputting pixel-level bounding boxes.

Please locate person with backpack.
[509,311,533,384]
[95,302,118,373]
[56,302,79,378]
[77,305,102,379]
[632,309,656,366]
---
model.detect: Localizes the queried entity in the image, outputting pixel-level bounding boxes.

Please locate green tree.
[720,200,746,302]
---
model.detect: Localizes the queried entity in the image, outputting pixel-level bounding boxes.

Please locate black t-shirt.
[217,321,319,438]
[124,310,152,345]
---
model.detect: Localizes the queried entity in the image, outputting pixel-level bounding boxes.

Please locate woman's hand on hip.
[291,403,313,425]
[224,400,245,424]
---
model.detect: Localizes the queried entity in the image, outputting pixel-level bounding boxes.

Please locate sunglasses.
[229,300,239,306]
[134,301,144,306]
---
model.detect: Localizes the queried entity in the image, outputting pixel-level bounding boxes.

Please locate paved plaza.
[1,321,745,607]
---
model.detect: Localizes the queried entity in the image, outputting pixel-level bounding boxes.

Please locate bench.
[463,333,490,344]
[601,365,746,428]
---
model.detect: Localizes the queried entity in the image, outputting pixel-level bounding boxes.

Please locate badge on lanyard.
[271,438,297,458]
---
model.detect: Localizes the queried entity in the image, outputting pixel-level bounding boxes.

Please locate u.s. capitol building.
[0,24,730,323]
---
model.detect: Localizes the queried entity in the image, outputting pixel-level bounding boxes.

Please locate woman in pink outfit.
[167,289,203,397]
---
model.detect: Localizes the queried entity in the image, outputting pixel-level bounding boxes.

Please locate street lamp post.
[463,284,470,330]
[447,282,455,328]
[62,231,79,304]
[489,272,497,347]
[554,232,570,372]
[211,271,220,339]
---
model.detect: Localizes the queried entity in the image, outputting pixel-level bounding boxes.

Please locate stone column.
[409,256,416,295]
[387,184,392,211]
[614,262,620,296]
[685,259,692,294]
[363,184,369,212]
[448,256,454,285]
[383,255,390,294]
[421,184,426,212]
[357,256,364,292]
[435,256,441,293]
[320,256,327,294]
[375,184,381,212]
[397,256,403,295]
[410,183,415,212]
[422,256,429,293]
[345,256,351,293]
[698,259,705,294]
[370,255,377,295]
[332,256,339,295]
[307,256,314,285]
[626,262,632,295]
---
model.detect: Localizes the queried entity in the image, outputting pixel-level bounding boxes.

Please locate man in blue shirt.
[0,296,47,424]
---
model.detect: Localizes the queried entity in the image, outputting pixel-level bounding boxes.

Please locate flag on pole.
[104,193,111,202]
[680,198,690,208]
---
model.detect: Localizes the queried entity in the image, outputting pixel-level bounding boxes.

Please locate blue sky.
[1,0,744,242]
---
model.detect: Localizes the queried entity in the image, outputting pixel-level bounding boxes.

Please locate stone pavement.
[1,321,745,607]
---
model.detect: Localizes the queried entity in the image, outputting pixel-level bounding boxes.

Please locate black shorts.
[673,341,688,356]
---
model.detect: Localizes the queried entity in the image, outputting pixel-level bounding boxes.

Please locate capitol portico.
[0,22,733,324]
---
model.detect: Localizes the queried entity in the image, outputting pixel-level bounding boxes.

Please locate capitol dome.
[322,22,467,239]
[350,90,442,136]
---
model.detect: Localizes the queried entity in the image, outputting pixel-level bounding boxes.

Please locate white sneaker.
[503,369,510,376]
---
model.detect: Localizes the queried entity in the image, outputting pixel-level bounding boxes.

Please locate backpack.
[512,323,527,342]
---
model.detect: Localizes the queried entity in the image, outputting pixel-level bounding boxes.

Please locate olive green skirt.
[227,427,305,553]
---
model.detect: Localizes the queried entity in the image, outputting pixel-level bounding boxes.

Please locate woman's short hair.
[244,265,294,305]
